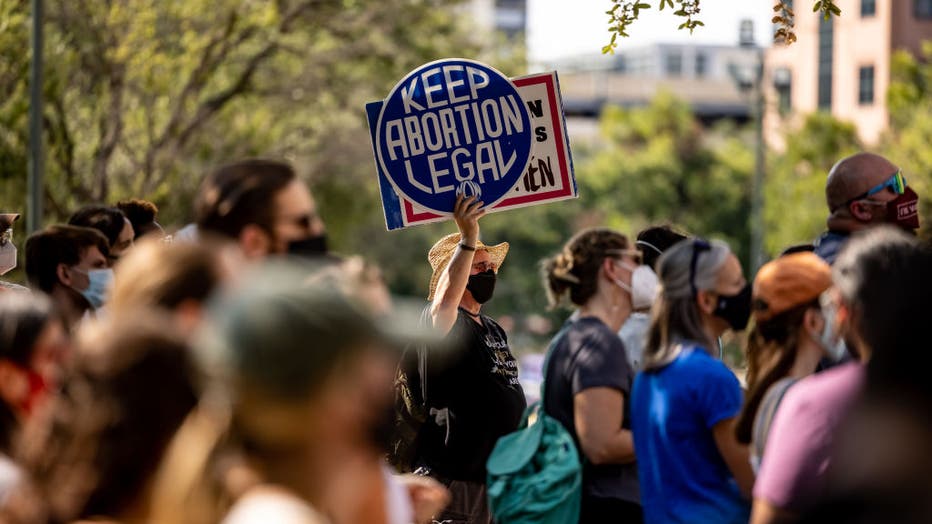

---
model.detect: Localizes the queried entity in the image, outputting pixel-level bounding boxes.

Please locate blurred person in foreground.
[116,199,165,240]
[734,253,844,474]
[108,236,241,337]
[630,238,754,524]
[751,227,919,524]
[0,294,69,505]
[541,228,644,522]
[24,225,111,329]
[401,194,524,523]
[68,206,135,264]
[619,225,687,372]
[194,159,329,260]
[180,265,441,524]
[799,238,932,524]
[814,152,920,264]
[5,312,198,523]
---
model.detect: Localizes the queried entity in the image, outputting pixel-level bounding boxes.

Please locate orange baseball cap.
[752,252,832,322]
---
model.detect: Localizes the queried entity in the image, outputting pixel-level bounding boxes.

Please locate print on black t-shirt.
[416,309,526,482]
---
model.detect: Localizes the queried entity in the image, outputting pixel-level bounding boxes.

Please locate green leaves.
[605,1,840,50]
[812,0,841,20]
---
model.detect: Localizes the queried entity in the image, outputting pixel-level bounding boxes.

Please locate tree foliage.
[881,45,932,241]
[764,113,860,255]
[603,0,842,54]
[578,93,753,265]
[0,0,517,228]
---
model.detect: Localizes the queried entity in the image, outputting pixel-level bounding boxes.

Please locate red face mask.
[887,187,920,230]
[18,366,50,416]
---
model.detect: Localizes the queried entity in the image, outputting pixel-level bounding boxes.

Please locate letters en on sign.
[367,66,577,231]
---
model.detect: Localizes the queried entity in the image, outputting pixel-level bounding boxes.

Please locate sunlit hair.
[542,228,631,308]
[642,238,731,371]
[109,236,232,312]
[734,300,818,444]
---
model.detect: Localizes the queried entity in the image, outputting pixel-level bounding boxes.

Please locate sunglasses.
[842,170,907,209]
[689,239,712,297]
[279,213,318,230]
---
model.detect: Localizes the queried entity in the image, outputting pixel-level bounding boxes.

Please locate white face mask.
[816,306,848,362]
[613,262,660,311]
[0,233,15,275]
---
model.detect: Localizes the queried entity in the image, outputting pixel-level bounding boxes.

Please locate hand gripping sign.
[368,61,577,230]
[373,59,533,214]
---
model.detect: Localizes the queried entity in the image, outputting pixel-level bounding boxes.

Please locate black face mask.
[287,233,328,257]
[713,283,752,331]
[466,269,496,304]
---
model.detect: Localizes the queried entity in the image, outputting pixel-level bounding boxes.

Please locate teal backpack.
[486,326,582,524]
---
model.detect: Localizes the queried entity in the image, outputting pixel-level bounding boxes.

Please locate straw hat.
[427,233,508,301]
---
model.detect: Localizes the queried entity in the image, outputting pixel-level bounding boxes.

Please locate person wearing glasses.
[541,228,646,522]
[630,238,754,524]
[404,194,525,524]
[194,159,329,259]
[815,152,920,265]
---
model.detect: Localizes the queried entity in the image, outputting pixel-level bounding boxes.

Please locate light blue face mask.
[817,306,848,362]
[71,267,114,309]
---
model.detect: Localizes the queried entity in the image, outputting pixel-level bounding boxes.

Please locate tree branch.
[45,93,93,204]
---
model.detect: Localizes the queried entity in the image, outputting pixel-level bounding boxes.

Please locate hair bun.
[552,252,580,284]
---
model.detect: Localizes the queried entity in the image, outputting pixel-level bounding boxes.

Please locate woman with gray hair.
[630,239,754,524]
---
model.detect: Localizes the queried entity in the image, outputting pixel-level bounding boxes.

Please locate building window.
[774,67,793,115]
[859,65,875,105]
[861,0,876,16]
[666,52,683,76]
[817,15,834,110]
[916,0,932,18]
[695,52,707,77]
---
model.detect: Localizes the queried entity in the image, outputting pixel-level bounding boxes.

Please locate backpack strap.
[416,304,433,407]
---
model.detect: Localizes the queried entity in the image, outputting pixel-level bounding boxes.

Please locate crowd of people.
[0,151,928,524]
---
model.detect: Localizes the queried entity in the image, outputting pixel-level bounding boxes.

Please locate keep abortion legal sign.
[367,59,577,230]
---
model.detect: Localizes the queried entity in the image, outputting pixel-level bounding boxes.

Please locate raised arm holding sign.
[430,194,485,335]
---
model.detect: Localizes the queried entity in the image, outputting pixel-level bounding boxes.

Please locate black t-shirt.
[543,316,640,503]
[417,308,526,482]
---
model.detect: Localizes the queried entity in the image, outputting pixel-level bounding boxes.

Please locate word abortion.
[380,65,527,196]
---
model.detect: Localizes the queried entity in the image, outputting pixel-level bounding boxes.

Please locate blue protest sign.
[374,59,533,215]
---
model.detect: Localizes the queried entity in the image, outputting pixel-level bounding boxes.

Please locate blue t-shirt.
[631,345,749,524]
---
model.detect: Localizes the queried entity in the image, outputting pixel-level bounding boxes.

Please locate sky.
[527,0,777,64]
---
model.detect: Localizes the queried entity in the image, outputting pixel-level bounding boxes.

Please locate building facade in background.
[468,0,527,41]
[765,0,932,146]
[545,43,762,126]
